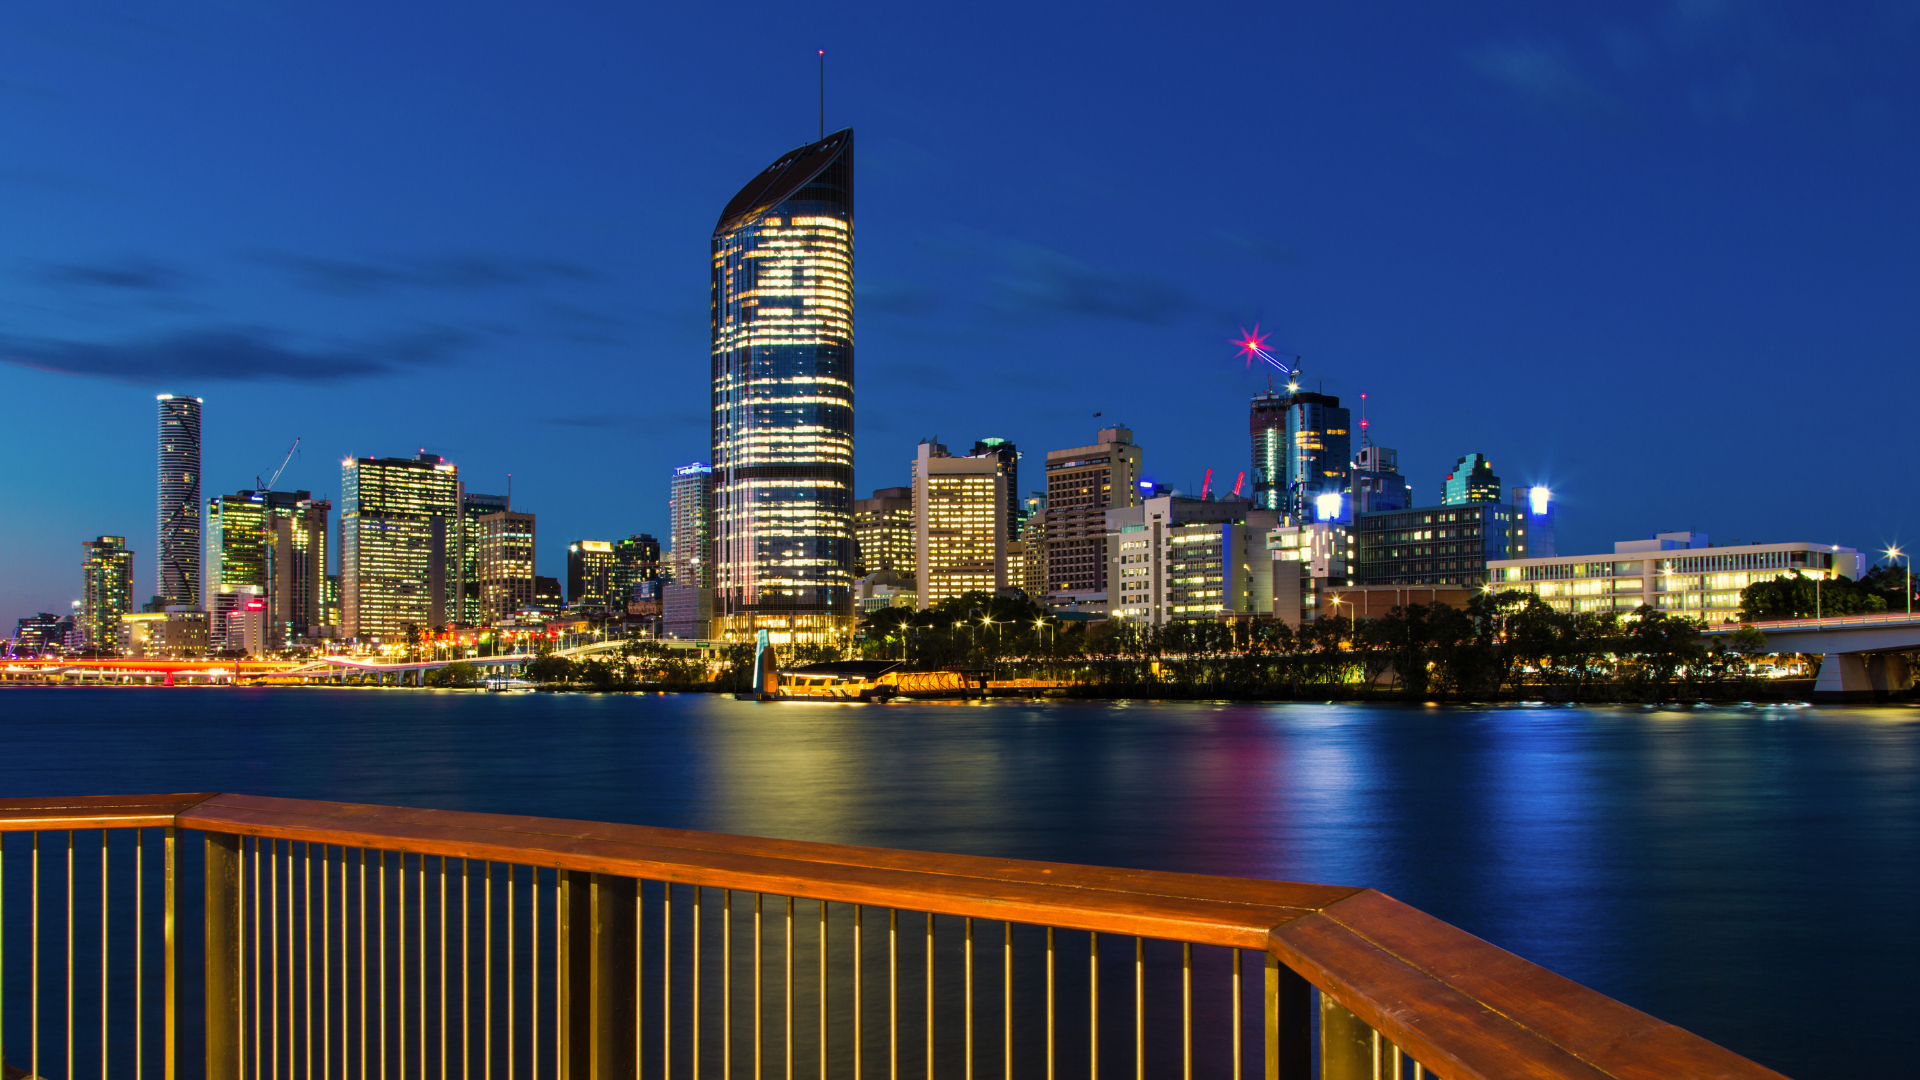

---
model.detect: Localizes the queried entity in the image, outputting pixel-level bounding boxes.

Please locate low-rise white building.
[1107,497,1278,625]
[1488,532,1864,625]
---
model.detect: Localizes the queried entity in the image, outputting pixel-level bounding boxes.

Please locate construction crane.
[256,437,301,492]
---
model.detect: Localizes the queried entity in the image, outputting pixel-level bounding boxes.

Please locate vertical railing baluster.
[1003,923,1012,1080]
[325,846,333,1080]
[693,886,701,1080]
[661,884,669,1080]
[360,850,369,1080]
[786,897,795,1080]
[205,832,241,1080]
[1132,938,1143,1080]
[255,839,263,1080]
[68,829,75,1080]
[1318,995,1374,1080]
[165,827,180,1080]
[888,909,898,1080]
[1088,932,1098,1080]
[818,901,828,1080]
[306,843,315,1080]
[102,831,111,1080]
[1045,927,1055,1080]
[924,915,933,1080]
[420,856,429,1080]
[1181,942,1192,1080]
[530,867,538,1080]
[342,850,350,1080]
[755,893,764,1080]
[853,905,862,1080]
[485,862,493,1080]
[442,856,450,1080]
[637,879,645,1080]
[463,859,471,1080]
[33,831,42,1080]
[725,888,734,1080]
[507,865,515,1080]
[138,830,145,1080]
[399,855,408,1080]
[272,842,281,1080]
[963,917,972,1080]
[1231,950,1241,1080]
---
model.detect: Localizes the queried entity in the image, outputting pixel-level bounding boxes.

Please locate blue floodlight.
[1529,485,1551,516]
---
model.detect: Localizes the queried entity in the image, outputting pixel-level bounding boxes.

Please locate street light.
[1886,545,1911,616]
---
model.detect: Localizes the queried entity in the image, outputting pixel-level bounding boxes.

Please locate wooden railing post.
[558,869,591,1080]
[204,832,242,1080]
[591,874,638,1080]
[558,870,637,1080]
[1319,995,1374,1080]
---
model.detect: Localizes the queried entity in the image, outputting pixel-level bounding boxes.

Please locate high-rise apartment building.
[208,489,330,643]
[1442,454,1501,506]
[912,442,1006,609]
[477,512,537,618]
[80,536,134,651]
[1250,389,1289,513]
[1039,427,1143,611]
[711,130,855,644]
[457,491,510,624]
[156,394,203,608]
[668,464,714,588]
[567,540,616,609]
[853,487,913,575]
[970,439,1022,540]
[340,452,459,642]
[612,534,663,611]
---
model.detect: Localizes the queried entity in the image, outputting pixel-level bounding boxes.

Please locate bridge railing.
[0,793,1788,1080]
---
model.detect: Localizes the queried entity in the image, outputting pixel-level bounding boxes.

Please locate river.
[2,688,1915,1079]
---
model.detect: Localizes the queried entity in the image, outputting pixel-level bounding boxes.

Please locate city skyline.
[4,4,1920,620]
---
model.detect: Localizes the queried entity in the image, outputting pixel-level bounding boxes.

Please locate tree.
[1739,571,1886,622]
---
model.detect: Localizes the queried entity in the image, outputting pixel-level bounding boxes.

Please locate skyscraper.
[567,540,616,609]
[340,452,459,642]
[970,439,1022,540]
[710,129,855,645]
[668,464,713,588]
[1039,427,1144,610]
[913,441,1006,609]
[156,394,203,608]
[1442,454,1501,505]
[611,534,663,611]
[456,490,511,624]
[80,536,134,651]
[477,511,536,617]
[1351,446,1411,515]
[1250,385,1352,521]
[208,489,331,643]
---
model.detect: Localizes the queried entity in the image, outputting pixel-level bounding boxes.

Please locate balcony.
[0,793,1784,1080]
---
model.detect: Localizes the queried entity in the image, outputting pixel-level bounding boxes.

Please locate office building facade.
[477,512,537,618]
[208,489,331,643]
[1442,454,1501,506]
[81,536,134,651]
[156,394,203,608]
[1040,427,1143,612]
[457,491,511,624]
[340,452,459,642]
[1355,502,1531,587]
[912,442,1006,609]
[612,534,663,612]
[668,463,714,589]
[1108,497,1278,625]
[1489,534,1863,624]
[971,439,1022,540]
[710,130,855,644]
[567,540,616,609]
[853,486,913,575]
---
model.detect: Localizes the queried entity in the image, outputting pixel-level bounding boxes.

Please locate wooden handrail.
[0,793,1789,1080]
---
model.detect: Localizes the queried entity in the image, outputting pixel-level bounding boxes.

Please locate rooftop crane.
[257,437,301,492]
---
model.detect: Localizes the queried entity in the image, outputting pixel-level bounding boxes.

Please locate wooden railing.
[0,794,1788,1080]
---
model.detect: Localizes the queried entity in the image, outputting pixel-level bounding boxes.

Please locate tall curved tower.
[156,393,203,608]
[711,129,854,644]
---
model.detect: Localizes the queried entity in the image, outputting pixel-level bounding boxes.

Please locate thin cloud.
[1468,40,1619,116]
[987,243,1191,325]
[34,256,191,293]
[250,250,602,296]
[0,326,469,384]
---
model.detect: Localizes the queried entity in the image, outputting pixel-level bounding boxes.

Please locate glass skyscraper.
[156,394,203,608]
[1249,388,1351,521]
[710,129,855,644]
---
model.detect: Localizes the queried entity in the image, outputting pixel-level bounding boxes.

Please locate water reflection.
[0,689,1913,1080]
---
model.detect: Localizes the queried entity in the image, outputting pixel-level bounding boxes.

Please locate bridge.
[1703,611,1920,702]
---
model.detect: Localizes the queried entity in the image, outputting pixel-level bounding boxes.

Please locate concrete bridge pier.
[1813,652,1912,703]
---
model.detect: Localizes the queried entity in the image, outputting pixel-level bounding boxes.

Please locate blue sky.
[3,0,1918,617]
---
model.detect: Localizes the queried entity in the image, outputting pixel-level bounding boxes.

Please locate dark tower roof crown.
[713,128,853,239]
